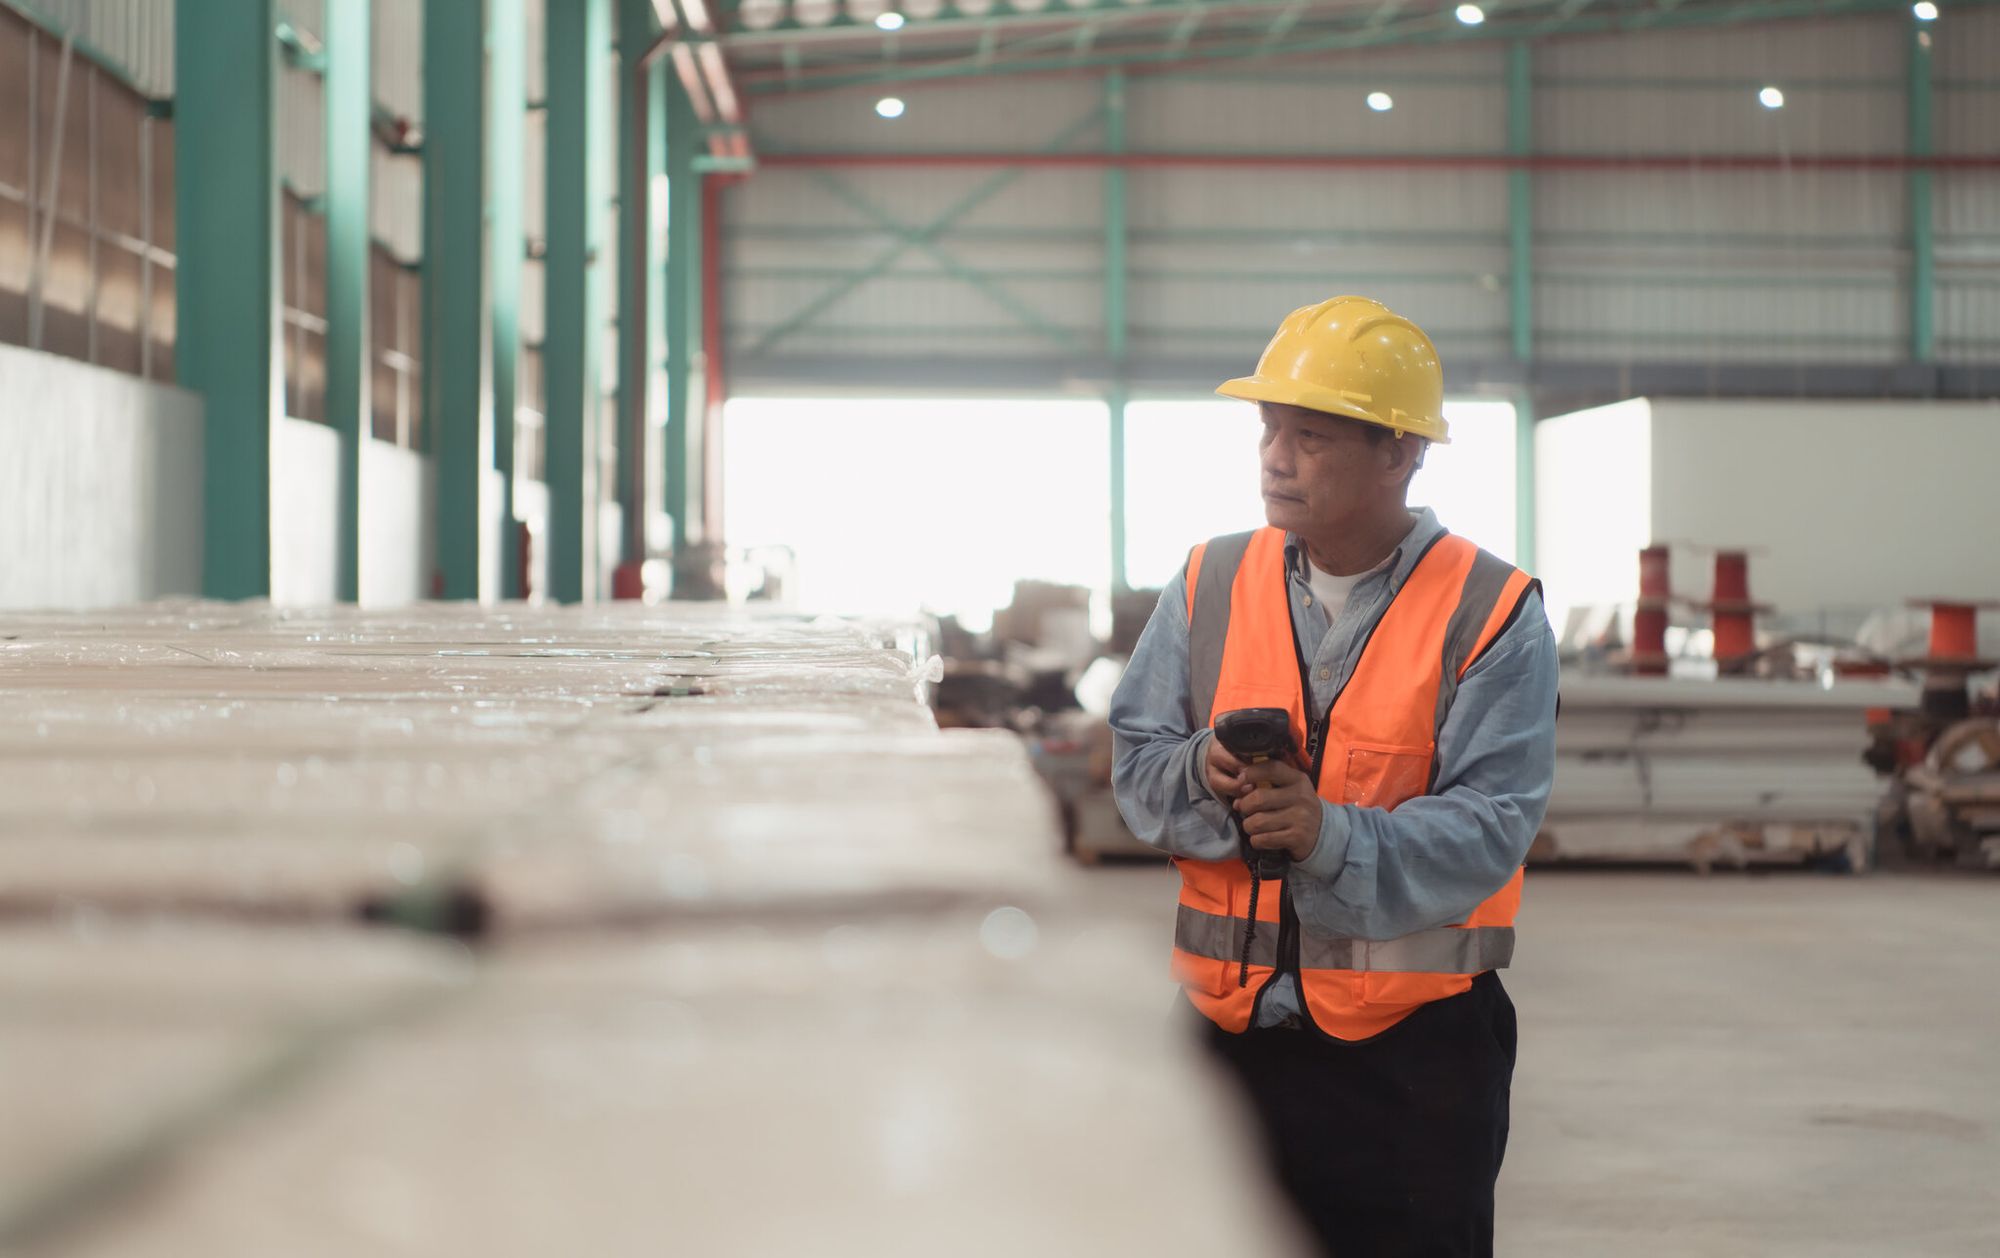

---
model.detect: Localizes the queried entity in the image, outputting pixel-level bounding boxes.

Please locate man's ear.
[1382,433,1423,485]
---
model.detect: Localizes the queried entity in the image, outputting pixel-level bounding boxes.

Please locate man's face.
[1257,402,1412,535]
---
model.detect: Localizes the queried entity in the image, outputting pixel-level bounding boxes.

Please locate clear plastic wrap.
[0,603,1283,1257]
[29,914,1303,1258]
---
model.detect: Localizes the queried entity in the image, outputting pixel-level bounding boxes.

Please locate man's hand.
[1203,735,1251,803]
[1235,760,1323,863]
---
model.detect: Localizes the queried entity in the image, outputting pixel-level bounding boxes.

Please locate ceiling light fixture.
[1455,4,1486,25]
[876,96,906,119]
[876,11,906,30]
[1366,91,1394,112]
[1758,85,1785,109]
[1912,1,1939,19]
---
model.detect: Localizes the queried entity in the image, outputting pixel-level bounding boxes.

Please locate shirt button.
[1303,595,1313,607]
[1318,668,1331,680]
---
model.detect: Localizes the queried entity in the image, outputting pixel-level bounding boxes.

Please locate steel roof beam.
[737,0,1998,95]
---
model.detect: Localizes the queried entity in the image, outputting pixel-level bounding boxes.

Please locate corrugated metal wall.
[0,4,177,379]
[1935,5,2000,364]
[0,0,434,442]
[1536,18,1906,365]
[729,13,2000,390]
[736,78,1107,362]
[12,0,173,98]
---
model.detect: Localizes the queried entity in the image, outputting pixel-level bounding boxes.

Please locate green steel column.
[489,0,526,599]
[614,0,652,568]
[664,75,700,551]
[587,17,616,598]
[1908,20,1935,363]
[1105,69,1129,593]
[647,62,668,539]
[174,0,279,599]
[324,0,370,602]
[1506,40,1533,364]
[1514,389,1537,572]
[424,0,488,600]
[1507,42,1535,570]
[544,0,610,603]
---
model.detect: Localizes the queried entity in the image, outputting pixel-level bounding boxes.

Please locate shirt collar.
[1284,507,1444,592]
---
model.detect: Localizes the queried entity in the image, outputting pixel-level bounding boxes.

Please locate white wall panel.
[521,257,547,345]
[373,0,425,123]
[279,64,327,198]
[371,148,425,262]
[524,106,548,244]
[360,440,434,606]
[0,343,202,608]
[1644,399,2000,616]
[272,416,339,606]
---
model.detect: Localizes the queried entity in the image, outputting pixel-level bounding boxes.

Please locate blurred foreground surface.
[0,603,1299,1257]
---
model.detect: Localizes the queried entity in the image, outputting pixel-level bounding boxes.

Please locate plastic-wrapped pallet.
[0,604,1299,1255]
[1539,674,1918,869]
[30,912,1304,1258]
[0,919,474,1250]
[0,605,956,924]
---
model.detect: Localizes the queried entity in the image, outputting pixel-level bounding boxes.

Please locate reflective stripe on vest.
[1176,904,1516,974]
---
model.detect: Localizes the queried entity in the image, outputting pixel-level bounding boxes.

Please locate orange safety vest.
[1173,526,1538,1041]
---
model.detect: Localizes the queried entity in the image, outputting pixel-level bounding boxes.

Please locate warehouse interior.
[3,0,1999,1253]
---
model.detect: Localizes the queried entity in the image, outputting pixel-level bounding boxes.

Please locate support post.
[615,2,646,579]
[701,173,727,544]
[175,0,279,599]
[545,0,611,603]
[1514,389,1536,572]
[1507,42,1535,571]
[1105,68,1129,593]
[325,0,370,602]
[1506,40,1533,365]
[664,74,701,553]
[1908,19,1935,363]
[424,0,489,600]
[490,0,526,599]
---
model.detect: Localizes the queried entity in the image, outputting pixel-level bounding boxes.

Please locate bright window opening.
[724,394,1517,629]
[724,396,1109,630]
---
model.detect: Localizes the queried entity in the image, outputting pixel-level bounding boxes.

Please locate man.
[1109,296,1558,1257]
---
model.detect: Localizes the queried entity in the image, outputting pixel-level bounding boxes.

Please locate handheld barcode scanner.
[1214,708,1298,881]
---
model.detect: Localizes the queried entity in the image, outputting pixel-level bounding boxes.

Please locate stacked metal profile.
[0,604,1299,1256]
[1538,676,1919,872]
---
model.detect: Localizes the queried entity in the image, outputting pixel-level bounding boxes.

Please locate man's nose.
[1261,435,1293,476]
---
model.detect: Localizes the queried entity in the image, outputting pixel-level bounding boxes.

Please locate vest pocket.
[1339,742,1434,809]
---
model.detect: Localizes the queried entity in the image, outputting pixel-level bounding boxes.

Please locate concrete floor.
[1093,864,2000,1257]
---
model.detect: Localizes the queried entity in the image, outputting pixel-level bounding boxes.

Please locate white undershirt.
[1306,553,1391,626]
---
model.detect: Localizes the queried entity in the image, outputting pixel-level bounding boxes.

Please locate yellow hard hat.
[1216,296,1449,444]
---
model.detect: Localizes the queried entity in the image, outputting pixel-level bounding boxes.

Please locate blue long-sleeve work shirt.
[1109,508,1559,1028]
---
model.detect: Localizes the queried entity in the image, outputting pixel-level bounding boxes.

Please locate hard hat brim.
[1215,375,1451,445]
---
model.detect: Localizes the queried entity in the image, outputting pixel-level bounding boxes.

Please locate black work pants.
[1202,972,1517,1258]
